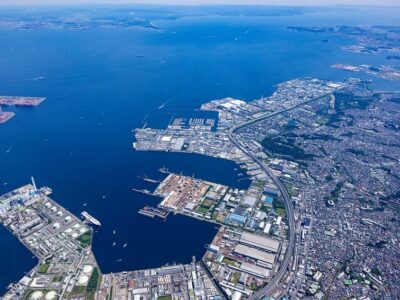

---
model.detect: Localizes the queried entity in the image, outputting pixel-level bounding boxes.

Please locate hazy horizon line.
[0,1,399,8]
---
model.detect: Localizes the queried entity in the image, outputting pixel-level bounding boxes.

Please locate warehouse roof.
[240,232,280,253]
[234,244,275,265]
[240,262,270,278]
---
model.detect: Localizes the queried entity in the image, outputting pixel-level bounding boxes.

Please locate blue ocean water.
[0,5,398,294]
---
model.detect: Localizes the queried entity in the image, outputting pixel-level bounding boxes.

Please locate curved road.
[228,124,295,299]
[227,91,336,299]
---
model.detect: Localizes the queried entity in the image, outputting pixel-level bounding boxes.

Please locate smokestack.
[31,177,37,191]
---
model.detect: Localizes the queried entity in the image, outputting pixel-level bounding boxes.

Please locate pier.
[138,206,170,219]
[137,175,161,183]
[132,188,153,195]
[0,96,46,107]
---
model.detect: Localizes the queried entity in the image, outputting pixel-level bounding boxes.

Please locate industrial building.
[234,244,276,266]
[239,232,280,253]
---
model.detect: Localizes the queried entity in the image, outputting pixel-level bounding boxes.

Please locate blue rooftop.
[227,213,247,225]
[265,196,273,204]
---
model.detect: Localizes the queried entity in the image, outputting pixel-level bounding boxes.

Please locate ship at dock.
[138,206,170,219]
[81,211,101,226]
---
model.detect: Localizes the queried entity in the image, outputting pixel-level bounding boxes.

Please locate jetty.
[137,175,160,184]
[138,206,170,219]
[132,188,153,195]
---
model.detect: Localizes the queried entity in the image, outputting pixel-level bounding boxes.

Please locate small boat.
[102,195,106,199]
[123,243,127,248]
[83,203,87,207]
[117,259,122,262]
[113,230,116,234]
[112,242,116,246]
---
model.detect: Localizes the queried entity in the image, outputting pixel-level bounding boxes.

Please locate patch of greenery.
[70,285,86,296]
[211,211,218,220]
[86,267,100,293]
[347,148,365,156]
[108,286,113,300]
[158,295,172,300]
[335,92,377,112]
[344,279,353,286]
[350,274,364,283]
[283,119,299,130]
[317,92,379,128]
[38,263,50,274]
[273,198,285,210]
[85,292,96,300]
[77,232,92,248]
[382,190,400,201]
[275,207,285,216]
[250,282,259,291]
[371,267,381,276]
[261,135,315,161]
[300,133,340,142]
[260,205,270,213]
[285,185,299,198]
[359,198,374,205]
[231,272,241,284]
[325,174,334,181]
[367,240,387,248]
[52,275,63,282]
[196,206,209,214]
[252,180,266,188]
[324,182,343,203]
[223,257,236,266]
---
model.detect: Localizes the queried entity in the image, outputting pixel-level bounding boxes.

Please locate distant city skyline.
[1,0,400,6]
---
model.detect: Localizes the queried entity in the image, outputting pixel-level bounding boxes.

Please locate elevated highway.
[227,90,337,299]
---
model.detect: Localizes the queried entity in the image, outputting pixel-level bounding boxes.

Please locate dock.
[137,175,160,184]
[132,188,153,195]
[0,111,15,124]
[138,206,156,218]
[138,206,170,219]
[0,96,46,107]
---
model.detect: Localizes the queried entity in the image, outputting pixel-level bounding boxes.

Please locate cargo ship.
[81,211,101,226]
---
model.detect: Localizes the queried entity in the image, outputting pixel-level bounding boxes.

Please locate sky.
[0,0,399,6]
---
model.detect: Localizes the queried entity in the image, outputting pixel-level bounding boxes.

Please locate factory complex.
[0,181,225,300]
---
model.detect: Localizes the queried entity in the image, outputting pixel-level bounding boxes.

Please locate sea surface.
[0,5,398,294]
